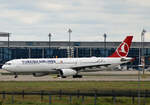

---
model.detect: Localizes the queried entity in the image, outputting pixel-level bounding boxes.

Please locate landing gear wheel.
[14,75,18,78]
[14,73,18,78]
[61,76,66,78]
[73,75,83,78]
[57,75,66,78]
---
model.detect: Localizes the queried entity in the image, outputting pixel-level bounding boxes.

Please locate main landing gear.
[57,74,82,78]
[57,75,66,78]
[73,75,83,78]
[73,71,83,78]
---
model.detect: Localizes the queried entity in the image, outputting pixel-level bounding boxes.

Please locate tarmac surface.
[1,70,150,81]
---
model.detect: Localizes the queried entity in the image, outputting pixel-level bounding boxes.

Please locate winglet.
[109,36,133,57]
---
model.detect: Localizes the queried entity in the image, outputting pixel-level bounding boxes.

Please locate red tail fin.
[109,36,133,57]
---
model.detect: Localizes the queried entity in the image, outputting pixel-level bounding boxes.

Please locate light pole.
[138,29,146,105]
[68,29,72,58]
[103,33,107,57]
[141,29,146,74]
[8,33,10,60]
[48,33,52,58]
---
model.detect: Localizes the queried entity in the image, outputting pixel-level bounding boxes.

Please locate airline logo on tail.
[117,42,129,57]
[109,36,133,57]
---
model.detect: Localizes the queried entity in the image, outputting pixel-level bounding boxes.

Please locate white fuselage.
[2,57,131,73]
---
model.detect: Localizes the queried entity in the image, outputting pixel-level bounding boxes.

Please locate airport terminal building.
[0,41,150,69]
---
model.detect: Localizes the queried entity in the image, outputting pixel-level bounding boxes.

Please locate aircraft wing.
[71,64,111,71]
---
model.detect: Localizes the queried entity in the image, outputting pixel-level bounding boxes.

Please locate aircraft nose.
[2,65,6,70]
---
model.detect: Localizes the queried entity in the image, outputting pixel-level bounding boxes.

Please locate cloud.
[0,0,149,41]
[0,1,45,25]
[36,2,65,11]
[0,9,45,24]
[126,0,150,7]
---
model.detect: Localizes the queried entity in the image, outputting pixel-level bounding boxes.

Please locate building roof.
[0,41,148,48]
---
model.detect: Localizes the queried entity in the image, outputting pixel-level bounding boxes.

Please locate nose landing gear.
[14,73,18,78]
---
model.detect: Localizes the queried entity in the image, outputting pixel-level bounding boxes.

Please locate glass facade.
[0,46,150,69]
[11,48,29,59]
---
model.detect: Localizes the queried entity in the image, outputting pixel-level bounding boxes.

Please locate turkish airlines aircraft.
[2,36,133,78]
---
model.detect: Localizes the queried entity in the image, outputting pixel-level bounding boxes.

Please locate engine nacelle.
[59,69,77,77]
[33,73,49,77]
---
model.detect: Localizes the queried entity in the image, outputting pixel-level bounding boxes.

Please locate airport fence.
[0,90,150,105]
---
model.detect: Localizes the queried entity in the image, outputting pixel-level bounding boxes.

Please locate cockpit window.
[5,63,11,65]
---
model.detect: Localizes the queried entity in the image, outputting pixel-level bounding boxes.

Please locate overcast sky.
[0,0,149,42]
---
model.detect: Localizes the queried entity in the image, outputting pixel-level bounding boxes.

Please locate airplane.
[2,36,133,78]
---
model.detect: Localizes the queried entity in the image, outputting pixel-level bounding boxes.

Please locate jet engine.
[59,69,77,77]
[33,73,49,77]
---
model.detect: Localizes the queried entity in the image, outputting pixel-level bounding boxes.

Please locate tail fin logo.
[109,36,133,58]
[117,42,129,57]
